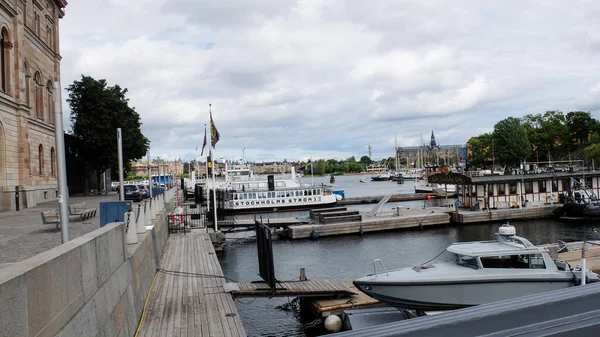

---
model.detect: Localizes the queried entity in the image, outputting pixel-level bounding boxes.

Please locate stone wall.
[0,209,169,337]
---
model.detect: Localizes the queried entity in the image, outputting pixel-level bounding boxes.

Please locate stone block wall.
[0,211,169,337]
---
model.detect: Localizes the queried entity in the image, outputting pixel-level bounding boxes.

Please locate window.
[498,183,506,195]
[538,180,547,193]
[552,180,559,192]
[38,144,44,176]
[23,62,30,107]
[456,254,479,269]
[47,80,54,123]
[34,72,43,119]
[0,28,7,93]
[50,147,56,177]
[509,182,517,195]
[586,177,593,189]
[525,181,533,193]
[561,178,571,191]
[480,254,546,269]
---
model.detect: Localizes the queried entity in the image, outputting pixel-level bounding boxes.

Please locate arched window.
[47,80,54,124]
[50,147,56,177]
[0,28,10,93]
[38,144,44,176]
[23,61,30,107]
[34,71,43,119]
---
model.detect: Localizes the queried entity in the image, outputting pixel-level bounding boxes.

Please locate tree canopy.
[466,133,493,168]
[492,117,531,166]
[67,75,149,180]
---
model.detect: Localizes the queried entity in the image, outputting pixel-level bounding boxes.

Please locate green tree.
[359,155,372,167]
[492,117,531,167]
[467,133,492,168]
[67,75,149,190]
[522,111,570,161]
[584,144,600,167]
[566,111,600,146]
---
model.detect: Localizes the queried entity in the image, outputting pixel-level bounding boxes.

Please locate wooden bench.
[69,202,97,220]
[41,210,60,232]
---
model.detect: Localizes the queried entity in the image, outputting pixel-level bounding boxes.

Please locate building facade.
[0,0,66,210]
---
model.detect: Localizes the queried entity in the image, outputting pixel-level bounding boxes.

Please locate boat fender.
[310,230,319,240]
[456,201,462,207]
[359,224,364,235]
[324,315,342,333]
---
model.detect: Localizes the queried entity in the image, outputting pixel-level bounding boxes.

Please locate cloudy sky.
[59,0,600,163]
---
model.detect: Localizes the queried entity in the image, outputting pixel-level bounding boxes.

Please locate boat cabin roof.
[447,235,545,256]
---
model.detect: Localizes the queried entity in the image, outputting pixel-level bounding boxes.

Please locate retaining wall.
[0,209,169,337]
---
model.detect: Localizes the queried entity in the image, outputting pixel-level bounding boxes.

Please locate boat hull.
[353,278,573,311]
[220,200,338,215]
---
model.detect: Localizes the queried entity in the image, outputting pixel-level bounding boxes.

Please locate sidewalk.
[0,192,122,269]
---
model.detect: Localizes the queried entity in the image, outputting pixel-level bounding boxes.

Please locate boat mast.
[395,133,399,171]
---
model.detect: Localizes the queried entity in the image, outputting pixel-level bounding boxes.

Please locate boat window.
[250,183,259,189]
[586,177,593,189]
[509,182,517,195]
[480,254,545,269]
[234,194,238,200]
[276,182,286,187]
[259,182,268,189]
[538,180,547,193]
[525,181,533,193]
[498,183,506,195]
[552,180,559,192]
[252,193,257,199]
[561,179,570,191]
[456,255,479,269]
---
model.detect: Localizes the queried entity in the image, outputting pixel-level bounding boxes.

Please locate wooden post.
[300,268,307,281]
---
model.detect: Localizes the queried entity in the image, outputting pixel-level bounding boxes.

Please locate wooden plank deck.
[137,231,246,337]
[225,280,357,298]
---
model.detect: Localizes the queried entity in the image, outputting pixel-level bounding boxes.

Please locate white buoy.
[324,315,342,333]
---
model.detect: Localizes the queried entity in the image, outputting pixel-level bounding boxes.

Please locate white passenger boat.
[354,224,599,311]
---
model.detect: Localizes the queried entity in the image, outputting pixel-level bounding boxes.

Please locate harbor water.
[217,175,600,337]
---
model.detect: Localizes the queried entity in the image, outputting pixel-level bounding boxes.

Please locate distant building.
[0,1,67,210]
[396,131,463,168]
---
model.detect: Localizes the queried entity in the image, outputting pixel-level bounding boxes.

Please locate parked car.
[124,185,142,201]
[138,185,150,199]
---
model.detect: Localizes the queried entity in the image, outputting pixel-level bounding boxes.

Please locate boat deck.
[136,230,246,337]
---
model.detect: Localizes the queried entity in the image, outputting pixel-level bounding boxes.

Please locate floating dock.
[225,280,356,297]
[451,205,557,223]
[309,281,384,317]
[287,208,452,239]
[336,193,449,205]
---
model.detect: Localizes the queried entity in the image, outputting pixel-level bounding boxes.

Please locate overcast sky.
[59,0,600,163]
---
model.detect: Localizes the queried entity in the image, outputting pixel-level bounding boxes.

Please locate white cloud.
[59,0,600,162]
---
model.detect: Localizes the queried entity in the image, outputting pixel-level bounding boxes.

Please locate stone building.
[0,1,67,210]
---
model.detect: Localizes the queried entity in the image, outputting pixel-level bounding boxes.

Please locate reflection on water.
[218,175,600,336]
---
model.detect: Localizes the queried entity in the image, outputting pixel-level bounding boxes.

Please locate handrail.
[372,259,389,277]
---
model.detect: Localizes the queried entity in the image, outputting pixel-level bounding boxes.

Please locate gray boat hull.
[353,278,574,311]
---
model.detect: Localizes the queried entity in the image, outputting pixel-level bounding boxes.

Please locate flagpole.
[210,105,218,232]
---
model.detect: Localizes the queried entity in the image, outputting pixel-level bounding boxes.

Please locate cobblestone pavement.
[0,192,129,269]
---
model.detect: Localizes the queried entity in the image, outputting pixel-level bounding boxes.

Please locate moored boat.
[353,224,599,311]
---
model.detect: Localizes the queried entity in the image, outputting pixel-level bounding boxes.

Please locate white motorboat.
[353,224,599,311]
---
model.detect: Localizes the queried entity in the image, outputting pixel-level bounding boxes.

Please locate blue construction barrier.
[99,201,133,227]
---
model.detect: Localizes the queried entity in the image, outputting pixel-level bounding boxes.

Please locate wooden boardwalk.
[137,231,246,337]
[225,280,356,297]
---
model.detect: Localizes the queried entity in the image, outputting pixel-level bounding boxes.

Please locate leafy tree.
[467,133,492,168]
[584,144,600,167]
[492,117,531,167]
[566,111,600,146]
[522,111,570,161]
[67,75,149,191]
[359,155,372,167]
